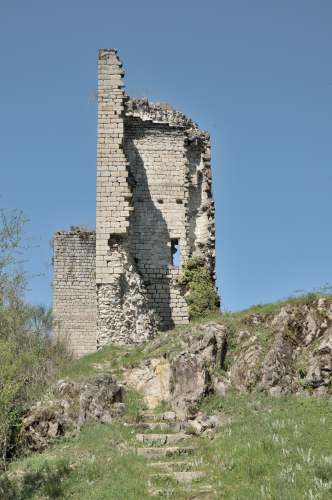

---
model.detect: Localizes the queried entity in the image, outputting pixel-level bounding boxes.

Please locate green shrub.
[0,199,72,465]
[178,257,221,320]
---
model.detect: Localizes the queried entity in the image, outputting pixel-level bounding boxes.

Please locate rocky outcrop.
[124,299,332,419]
[21,404,75,451]
[22,298,332,451]
[21,374,124,451]
[124,323,228,419]
[123,358,172,409]
[305,331,332,395]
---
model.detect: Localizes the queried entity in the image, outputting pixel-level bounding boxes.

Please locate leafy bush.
[0,199,71,465]
[178,257,221,320]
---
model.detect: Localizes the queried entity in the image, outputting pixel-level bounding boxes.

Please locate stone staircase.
[128,410,217,498]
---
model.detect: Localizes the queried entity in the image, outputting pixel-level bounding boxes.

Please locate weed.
[185,425,198,435]
[43,471,64,498]
[153,400,171,414]
[124,389,146,423]
[153,310,164,330]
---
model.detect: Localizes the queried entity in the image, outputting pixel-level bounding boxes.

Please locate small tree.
[0,202,33,334]
[0,198,72,464]
[0,339,22,462]
[28,303,53,340]
[178,257,221,320]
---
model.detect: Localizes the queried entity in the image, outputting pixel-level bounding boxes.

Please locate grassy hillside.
[1,294,332,499]
[1,393,331,499]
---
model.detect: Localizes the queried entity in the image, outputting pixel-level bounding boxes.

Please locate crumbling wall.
[123,99,216,330]
[96,49,159,347]
[53,49,216,353]
[96,49,216,346]
[53,229,97,356]
[123,116,188,330]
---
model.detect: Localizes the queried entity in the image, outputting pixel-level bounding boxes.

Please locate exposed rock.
[326,305,332,322]
[22,374,124,451]
[78,375,123,425]
[142,334,170,354]
[20,300,332,460]
[229,342,262,391]
[315,332,332,355]
[305,332,332,392]
[121,324,227,414]
[122,311,329,417]
[21,406,74,451]
[171,392,202,421]
[258,330,298,395]
[302,309,319,346]
[317,298,326,311]
[213,377,230,396]
[123,357,172,409]
[273,305,293,325]
[169,352,210,419]
[173,353,209,396]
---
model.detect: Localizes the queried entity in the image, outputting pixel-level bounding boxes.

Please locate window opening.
[171,238,180,266]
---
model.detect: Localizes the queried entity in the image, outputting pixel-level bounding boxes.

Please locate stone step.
[131,446,197,459]
[150,470,205,484]
[149,485,214,497]
[136,432,192,445]
[124,421,188,432]
[136,433,167,445]
[141,411,176,422]
[148,461,192,470]
[198,485,213,491]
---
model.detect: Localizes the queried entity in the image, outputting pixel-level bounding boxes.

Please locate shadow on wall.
[124,123,175,330]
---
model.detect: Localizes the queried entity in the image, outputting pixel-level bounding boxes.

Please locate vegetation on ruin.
[178,257,221,320]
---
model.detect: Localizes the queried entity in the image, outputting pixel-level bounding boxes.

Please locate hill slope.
[1,295,331,499]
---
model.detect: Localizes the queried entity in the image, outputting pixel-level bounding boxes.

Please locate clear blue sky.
[1,0,331,313]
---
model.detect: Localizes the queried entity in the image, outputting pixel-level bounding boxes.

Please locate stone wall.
[96,50,159,347]
[124,117,188,330]
[53,49,216,353]
[53,229,97,357]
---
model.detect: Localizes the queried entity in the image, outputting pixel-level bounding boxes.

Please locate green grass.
[4,292,331,497]
[1,422,151,499]
[197,393,332,499]
[1,394,331,499]
[153,399,172,414]
[124,389,147,423]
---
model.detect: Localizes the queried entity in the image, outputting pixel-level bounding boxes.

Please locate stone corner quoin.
[52,49,217,357]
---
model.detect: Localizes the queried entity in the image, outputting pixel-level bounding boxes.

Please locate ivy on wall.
[178,257,221,320]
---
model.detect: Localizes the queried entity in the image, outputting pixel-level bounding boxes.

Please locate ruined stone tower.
[53,50,216,356]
